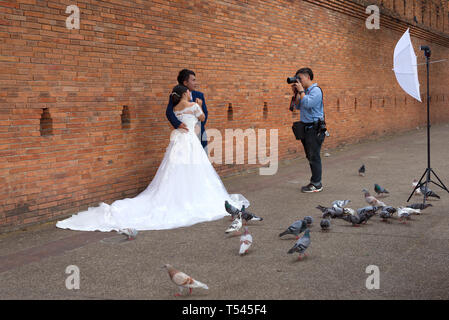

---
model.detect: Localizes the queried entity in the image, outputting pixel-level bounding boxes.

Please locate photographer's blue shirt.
[295,83,324,123]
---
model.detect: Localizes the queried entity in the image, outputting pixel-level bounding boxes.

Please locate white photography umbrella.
[393,28,421,102]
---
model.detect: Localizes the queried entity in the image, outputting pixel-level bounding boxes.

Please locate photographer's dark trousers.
[300,125,325,186]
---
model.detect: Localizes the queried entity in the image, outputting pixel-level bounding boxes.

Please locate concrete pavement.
[1,124,449,299]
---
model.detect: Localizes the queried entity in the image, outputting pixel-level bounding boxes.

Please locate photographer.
[289,67,326,193]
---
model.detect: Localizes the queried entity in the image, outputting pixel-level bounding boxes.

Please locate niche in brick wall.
[227,103,233,121]
[263,102,268,120]
[40,108,53,136]
[121,105,131,129]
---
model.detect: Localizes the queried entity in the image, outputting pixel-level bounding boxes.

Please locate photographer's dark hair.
[177,69,196,85]
[171,85,188,106]
[296,67,314,81]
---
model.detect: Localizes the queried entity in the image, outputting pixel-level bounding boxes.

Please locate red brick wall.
[1,0,449,232]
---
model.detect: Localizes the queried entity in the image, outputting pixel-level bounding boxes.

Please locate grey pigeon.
[374,183,389,196]
[357,206,381,215]
[316,205,344,219]
[379,210,393,222]
[241,206,263,224]
[320,219,331,231]
[381,206,397,214]
[363,210,378,224]
[331,200,351,208]
[358,164,366,176]
[407,203,433,210]
[225,200,243,220]
[419,185,440,199]
[118,228,138,240]
[340,214,362,226]
[287,229,311,260]
[303,216,313,226]
[279,219,307,239]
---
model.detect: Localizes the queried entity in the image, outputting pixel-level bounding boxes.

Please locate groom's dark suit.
[165,90,208,149]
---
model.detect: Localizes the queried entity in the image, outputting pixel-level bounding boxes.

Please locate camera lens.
[287,77,297,84]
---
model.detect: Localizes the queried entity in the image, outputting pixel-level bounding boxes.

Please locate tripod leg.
[430,169,449,193]
[429,180,445,190]
[407,169,427,202]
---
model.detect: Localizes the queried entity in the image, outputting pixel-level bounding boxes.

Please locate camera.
[286,76,299,84]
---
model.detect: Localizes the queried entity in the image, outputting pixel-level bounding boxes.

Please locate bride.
[56,85,249,232]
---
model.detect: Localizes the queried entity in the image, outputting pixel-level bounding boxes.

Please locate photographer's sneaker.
[301,183,323,193]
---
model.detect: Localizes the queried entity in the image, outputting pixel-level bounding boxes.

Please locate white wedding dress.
[56,103,249,232]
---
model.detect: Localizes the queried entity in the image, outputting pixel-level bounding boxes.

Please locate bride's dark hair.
[170,85,188,106]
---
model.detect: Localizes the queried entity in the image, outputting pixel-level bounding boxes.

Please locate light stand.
[407,46,449,204]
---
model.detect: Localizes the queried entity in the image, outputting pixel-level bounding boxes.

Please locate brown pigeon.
[163,264,209,297]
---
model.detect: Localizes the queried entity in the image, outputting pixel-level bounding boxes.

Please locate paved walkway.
[1,124,449,299]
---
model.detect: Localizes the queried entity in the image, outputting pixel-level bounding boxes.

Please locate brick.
[0,0,448,232]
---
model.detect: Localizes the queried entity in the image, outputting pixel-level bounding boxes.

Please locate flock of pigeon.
[121,163,441,297]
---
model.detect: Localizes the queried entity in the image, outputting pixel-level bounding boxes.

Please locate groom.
[166,69,208,151]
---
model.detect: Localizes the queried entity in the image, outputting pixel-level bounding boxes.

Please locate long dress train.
[56,103,249,231]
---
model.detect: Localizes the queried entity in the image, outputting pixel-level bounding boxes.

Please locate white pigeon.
[118,228,138,240]
[412,179,423,195]
[163,264,209,297]
[344,208,356,216]
[239,227,253,255]
[397,207,413,223]
[332,200,351,208]
[398,206,421,215]
[225,212,242,234]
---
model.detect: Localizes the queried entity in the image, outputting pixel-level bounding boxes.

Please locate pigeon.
[363,189,386,207]
[398,206,421,216]
[379,210,394,222]
[331,200,351,208]
[419,185,440,200]
[397,207,412,223]
[303,216,313,226]
[363,210,378,223]
[225,212,242,234]
[225,200,243,220]
[287,229,311,260]
[412,179,423,195]
[118,228,138,240]
[357,213,369,224]
[344,208,356,216]
[374,183,389,196]
[340,214,362,226]
[407,203,433,210]
[239,227,253,255]
[357,206,381,216]
[163,264,209,297]
[381,206,397,214]
[358,164,366,176]
[241,206,263,224]
[320,219,331,231]
[279,219,307,239]
[316,205,344,219]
